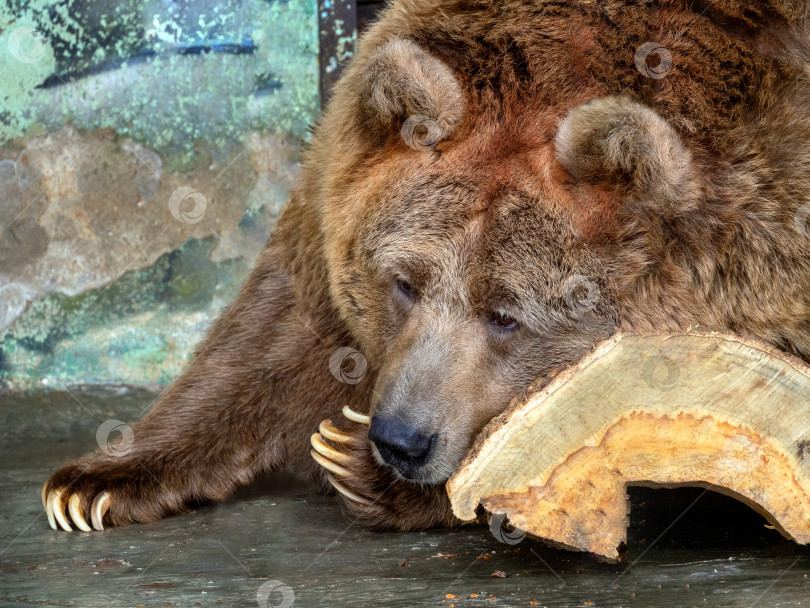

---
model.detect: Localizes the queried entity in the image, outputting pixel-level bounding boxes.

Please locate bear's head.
[316,35,709,484]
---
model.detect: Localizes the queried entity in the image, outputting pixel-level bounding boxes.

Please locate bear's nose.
[369,416,435,477]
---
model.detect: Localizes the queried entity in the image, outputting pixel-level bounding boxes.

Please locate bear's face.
[343,165,618,482]
[320,38,698,484]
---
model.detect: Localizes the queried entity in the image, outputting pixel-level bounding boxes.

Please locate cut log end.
[447,331,810,562]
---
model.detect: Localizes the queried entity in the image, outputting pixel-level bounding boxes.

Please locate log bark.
[446,331,810,562]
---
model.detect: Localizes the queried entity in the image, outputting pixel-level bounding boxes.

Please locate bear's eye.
[395,278,416,299]
[490,311,519,331]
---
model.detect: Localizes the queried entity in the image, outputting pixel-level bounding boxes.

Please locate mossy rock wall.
[0,0,319,389]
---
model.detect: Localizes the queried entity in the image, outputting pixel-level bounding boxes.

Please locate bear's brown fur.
[45,0,810,532]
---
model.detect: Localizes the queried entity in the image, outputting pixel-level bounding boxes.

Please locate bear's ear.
[359,38,464,148]
[554,96,699,215]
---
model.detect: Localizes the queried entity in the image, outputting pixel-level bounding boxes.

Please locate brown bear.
[43,0,810,533]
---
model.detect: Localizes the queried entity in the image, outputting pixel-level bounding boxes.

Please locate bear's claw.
[310,431,352,465]
[326,474,372,505]
[43,483,110,532]
[68,494,92,532]
[341,405,371,425]
[310,442,351,477]
[318,419,354,443]
[91,491,112,530]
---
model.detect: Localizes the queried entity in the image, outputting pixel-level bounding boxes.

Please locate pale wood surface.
[447,331,810,561]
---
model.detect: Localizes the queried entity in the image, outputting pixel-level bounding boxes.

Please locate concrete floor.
[1,388,809,607]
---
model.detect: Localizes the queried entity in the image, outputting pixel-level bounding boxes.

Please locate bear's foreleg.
[42,244,372,531]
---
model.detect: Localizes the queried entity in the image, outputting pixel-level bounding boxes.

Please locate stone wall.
[0,0,319,389]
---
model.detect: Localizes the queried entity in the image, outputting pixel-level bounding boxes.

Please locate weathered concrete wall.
[0,0,319,389]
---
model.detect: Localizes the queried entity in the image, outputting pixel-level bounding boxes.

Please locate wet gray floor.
[1,388,809,607]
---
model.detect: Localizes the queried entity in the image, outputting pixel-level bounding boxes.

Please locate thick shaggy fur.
[46,0,810,531]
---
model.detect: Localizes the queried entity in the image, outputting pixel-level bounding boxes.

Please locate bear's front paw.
[43,457,184,532]
[310,406,375,507]
[311,407,459,531]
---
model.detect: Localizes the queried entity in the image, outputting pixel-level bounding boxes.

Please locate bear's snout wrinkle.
[369,416,437,478]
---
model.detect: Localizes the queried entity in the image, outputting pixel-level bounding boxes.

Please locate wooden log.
[446,331,810,562]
